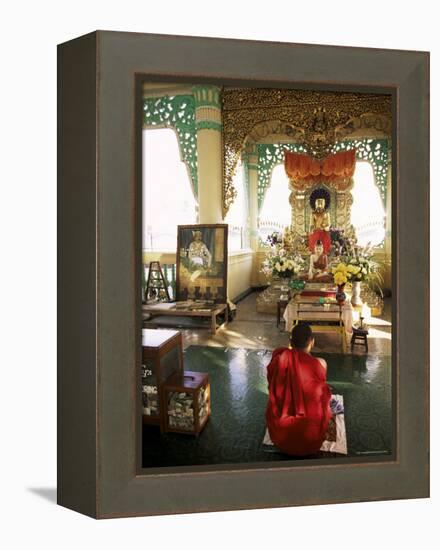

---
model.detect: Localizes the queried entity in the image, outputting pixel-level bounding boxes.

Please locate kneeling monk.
[266,324,332,456]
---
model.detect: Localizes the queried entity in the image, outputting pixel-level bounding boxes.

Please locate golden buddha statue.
[308,188,332,254]
[310,197,331,232]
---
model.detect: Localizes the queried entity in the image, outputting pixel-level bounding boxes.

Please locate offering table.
[283,292,353,353]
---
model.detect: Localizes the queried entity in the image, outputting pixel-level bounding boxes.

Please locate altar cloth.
[300,290,337,298]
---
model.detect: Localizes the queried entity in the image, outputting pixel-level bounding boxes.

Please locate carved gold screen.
[221,88,392,220]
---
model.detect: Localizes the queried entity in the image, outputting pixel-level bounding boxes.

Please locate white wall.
[227,251,254,300]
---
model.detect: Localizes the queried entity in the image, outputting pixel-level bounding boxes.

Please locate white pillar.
[244,145,263,286]
[193,85,223,224]
[385,155,392,257]
[383,151,392,291]
[247,146,259,252]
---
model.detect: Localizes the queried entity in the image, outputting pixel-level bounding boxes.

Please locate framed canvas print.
[58,31,429,518]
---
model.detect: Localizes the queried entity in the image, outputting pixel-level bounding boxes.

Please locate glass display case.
[162,371,211,436]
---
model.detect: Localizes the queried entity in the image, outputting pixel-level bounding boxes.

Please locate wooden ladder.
[145,261,171,302]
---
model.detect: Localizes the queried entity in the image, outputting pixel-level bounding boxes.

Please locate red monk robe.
[265,347,332,456]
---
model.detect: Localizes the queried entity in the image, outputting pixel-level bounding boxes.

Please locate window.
[225,159,249,251]
[142,128,197,251]
[351,161,386,247]
[258,164,291,241]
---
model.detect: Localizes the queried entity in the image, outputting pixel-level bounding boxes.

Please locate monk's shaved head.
[290,324,313,349]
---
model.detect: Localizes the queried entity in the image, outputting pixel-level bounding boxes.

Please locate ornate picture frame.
[175,224,228,303]
[58,31,429,518]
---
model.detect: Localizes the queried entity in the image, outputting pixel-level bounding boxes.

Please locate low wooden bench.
[142,302,228,335]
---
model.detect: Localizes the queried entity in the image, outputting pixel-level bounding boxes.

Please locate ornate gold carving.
[292,191,306,236]
[246,120,304,145]
[335,113,392,140]
[222,87,391,217]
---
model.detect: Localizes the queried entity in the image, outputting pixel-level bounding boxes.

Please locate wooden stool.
[351,326,369,352]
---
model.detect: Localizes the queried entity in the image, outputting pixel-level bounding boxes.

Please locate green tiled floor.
[142,346,393,468]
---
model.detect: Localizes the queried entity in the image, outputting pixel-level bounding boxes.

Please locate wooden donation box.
[141,329,183,429]
[162,371,211,436]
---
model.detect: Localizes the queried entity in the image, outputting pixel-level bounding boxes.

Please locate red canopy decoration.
[284,149,356,189]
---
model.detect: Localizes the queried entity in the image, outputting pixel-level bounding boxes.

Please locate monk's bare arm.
[317,357,327,374]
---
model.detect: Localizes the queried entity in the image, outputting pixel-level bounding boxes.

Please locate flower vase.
[351,280,363,307]
[336,284,346,305]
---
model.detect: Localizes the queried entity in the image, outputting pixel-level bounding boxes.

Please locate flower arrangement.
[331,245,383,289]
[331,263,352,286]
[332,261,366,286]
[346,257,371,282]
[329,227,345,245]
[329,226,357,257]
[266,231,283,247]
[262,249,305,279]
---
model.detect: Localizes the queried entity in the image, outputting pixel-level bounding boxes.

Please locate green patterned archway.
[143,95,198,196]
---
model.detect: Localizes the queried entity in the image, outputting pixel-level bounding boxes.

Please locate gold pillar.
[291,188,306,236]
[193,85,223,224]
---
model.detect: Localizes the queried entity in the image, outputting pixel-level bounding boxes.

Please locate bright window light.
[259,164,291,240]
[351,161,386,247]
[142,128,197,251]
[225,159,249,251]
